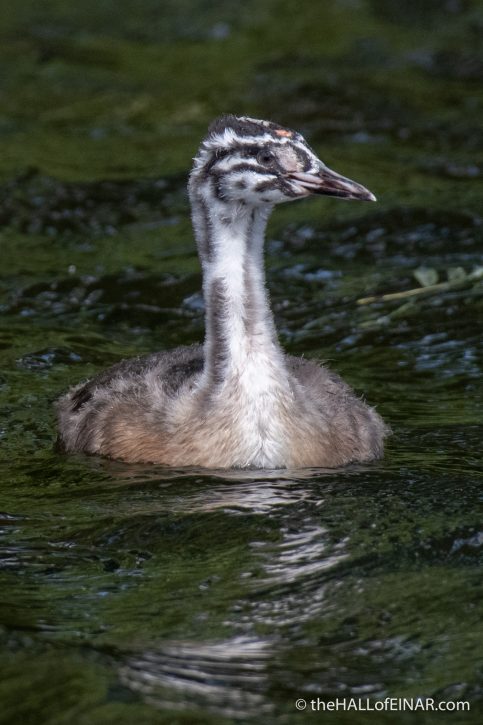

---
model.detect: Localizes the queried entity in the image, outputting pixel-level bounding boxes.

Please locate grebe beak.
[287,168,376,202]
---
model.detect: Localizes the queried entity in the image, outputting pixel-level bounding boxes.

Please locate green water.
[0,1,482,723]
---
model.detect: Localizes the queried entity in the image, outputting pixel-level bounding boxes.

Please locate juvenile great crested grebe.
[57,115,387,468]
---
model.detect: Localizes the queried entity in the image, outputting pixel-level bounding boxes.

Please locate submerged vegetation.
[0,1,482,723]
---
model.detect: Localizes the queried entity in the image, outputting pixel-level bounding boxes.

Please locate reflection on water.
[121,637,273,719]
[261,524,345,586]
[1,439,482,721]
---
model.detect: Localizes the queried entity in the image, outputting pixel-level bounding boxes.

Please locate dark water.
[1,2,482,723]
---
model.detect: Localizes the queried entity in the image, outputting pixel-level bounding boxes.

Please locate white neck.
[190,191,286,390]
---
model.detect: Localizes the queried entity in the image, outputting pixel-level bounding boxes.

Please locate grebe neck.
[190,193,283,388]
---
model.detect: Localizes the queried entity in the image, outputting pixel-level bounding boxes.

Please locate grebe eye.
[257,150,274,165]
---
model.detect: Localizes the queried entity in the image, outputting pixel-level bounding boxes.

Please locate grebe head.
[190,114,376,207]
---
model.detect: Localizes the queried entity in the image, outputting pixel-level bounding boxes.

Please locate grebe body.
[57,115,387,468]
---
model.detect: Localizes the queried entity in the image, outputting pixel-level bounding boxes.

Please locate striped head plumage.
[189,114,376,207]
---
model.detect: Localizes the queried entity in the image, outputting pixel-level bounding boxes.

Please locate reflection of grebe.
[57,115,387,468]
